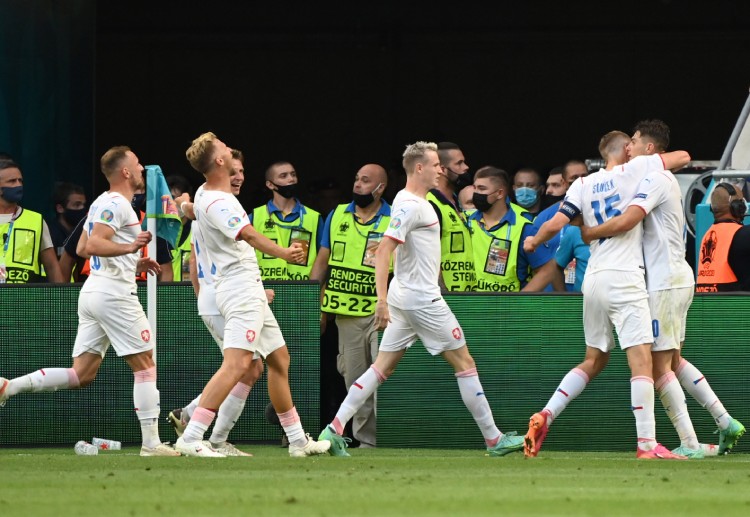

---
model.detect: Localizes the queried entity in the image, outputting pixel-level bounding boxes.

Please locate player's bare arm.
[85,223,151,257]
[660,151,690,172]
[374,236,398,330]
[523,212,570,253]
[581,205,645,244]
[238,223,305,264]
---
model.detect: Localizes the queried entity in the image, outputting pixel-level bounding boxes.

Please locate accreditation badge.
[362,232,383,268]
[0,258,6,284]
[289,228,312,266]
[564,258,576,285]
[484,237,511,276]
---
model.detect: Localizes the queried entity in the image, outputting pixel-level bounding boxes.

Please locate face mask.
[514,187,538,208]
[64,207,87,226]
[132,193,146,212]
[352,183,383,208]
[272,182,297,199]
[472,192,494,213]
[543,193,565,207]
[0,186,23,204]
[453,170,474,191]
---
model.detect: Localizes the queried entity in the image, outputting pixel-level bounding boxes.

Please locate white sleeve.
[622,154,666,183]
[560,177,584,217]
[384,199,420,243]
[629,171,670,215]
[204,197,251,241]
[40,220,54,250]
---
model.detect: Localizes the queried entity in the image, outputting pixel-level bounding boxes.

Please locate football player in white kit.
[581,120,744,456]
[168,149,267,457]
[522,130,691,459]
[0,146,180,456]
[318,141,525,457]
[175,132,330,458]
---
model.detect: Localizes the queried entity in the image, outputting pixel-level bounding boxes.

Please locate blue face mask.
[0,186,23,204]
[514,187,538,208]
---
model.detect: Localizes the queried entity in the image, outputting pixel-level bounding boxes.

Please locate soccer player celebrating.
[319,141,524,457]
[0,146,179,456]
[523,130,690,459]
[175,132,329,457]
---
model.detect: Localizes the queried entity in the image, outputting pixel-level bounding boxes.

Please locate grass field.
[2,446,749,517]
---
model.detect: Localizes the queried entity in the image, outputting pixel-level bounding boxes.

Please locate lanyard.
[269,206,304,230]
[352,211,384,239]
[477,218,512,241]
[2,221,14,257]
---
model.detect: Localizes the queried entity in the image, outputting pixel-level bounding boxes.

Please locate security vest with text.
[468,202,531,292]
[322,203,391,317]
[0,208,44,283]
[426,191,476,291]
[252,204,320,280]
[171,222,192,281]
[696,221,742,292]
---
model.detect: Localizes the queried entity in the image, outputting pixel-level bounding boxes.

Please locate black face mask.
[453,170,474,191]
[272,182,297,199]
[543,193,566,207]
[132,193,146,212]
[64,207,87,226]
[472,192,494,213]
[352,183,383,209]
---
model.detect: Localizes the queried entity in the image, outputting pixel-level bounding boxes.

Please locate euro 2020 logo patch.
[389,217,402,230]
[246,330,256,343]
[100,209,114,223]
[227,216,241,228]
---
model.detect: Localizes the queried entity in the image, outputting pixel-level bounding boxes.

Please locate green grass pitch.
[1,446,749,516]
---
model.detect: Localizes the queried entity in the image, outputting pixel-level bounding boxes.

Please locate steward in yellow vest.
[469,166,555,292]
[251,160,322,281]
[0,158,63,283]
[170,220,192,281]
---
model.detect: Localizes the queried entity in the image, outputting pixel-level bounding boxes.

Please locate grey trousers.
[335,313,379,447]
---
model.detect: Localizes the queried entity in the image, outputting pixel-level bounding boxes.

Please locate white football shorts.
[648,287,693,352]
[379,300,466,356]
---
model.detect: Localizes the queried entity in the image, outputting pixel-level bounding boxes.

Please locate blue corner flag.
[144,165,181,248]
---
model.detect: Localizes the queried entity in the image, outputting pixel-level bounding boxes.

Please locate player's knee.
[77,371,97,387]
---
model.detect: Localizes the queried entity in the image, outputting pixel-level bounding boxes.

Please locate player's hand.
[374,299,390,330]
[580,225,593,244]
[131,231,153,253]
[136,257,161,276]
[175,193,194,220]
[286,242,306,264]
[265,288,275,304]
[523,236,537,253]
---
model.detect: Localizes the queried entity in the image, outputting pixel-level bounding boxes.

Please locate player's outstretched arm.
[580,205,645,244]
[661,150,691,172]
[238,224,305,264]
[374,236,398,330]
[85,223,150,257]
[524,212,570,253]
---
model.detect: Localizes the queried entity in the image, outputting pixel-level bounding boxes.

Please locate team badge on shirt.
[227,216,241,228]
[389,217,402,229]
[246,330,256,343]
[100,209,114,222]
[141,330,151,342]
[452,327,462,340]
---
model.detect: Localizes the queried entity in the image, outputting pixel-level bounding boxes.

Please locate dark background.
[2,0,750,217]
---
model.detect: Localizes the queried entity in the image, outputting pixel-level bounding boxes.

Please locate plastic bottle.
[74,441,99,455]
[92,437,122,451]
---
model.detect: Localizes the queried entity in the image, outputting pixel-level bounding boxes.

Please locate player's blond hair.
[100,146,131,178]
[402,141,438,175]
[186,132,218,175]
[598,131,629,160]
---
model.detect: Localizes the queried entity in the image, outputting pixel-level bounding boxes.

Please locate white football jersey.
[193,185,263,294]
[384,189,441,309]
[82,191,141,295]
[190,219,220,316]
[561,154,665,274]
[629,170,695,291]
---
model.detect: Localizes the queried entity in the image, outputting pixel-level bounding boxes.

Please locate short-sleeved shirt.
[81,191,140,295]
[629,169,694,292]
[191,218,220,316]
[561,154,665,274]
[385,190,441,310]
[193,185,264,296]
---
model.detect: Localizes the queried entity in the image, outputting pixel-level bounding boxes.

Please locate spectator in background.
[543,166,566,209]
[250,161,323,281]
[306,177,344,220]
[512,167,544,219]
[427,141,476,291]
[563,159,589,183]
[554,160,592,292]
[50,181,87,259]
[457,185,476,216]
[310,163,390,449]
[0,157,63,283]
[166,173,194,282]
[468,166,560,292]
